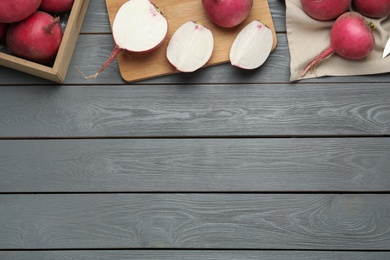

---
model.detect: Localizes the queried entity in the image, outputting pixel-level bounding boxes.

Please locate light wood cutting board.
[105,0,277,82]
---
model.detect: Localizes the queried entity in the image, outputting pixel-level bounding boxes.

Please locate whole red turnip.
[0,23,7,41]
[202,0,253,28]
[302,12,375,77]
[0,0,42,23]
[40,0,75,13]
[6,11,63,65]
[300,0,351,21]
[353,0,390,18]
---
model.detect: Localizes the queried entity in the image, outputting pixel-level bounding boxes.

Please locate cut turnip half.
[82,0,168,78]
[166,21,214,72]
[230,20,273,70]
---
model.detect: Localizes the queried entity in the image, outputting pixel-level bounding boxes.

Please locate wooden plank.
[3,33,390,85]
[1,194,389,249]
[1,138,389,193]
[81,0,112,33]
[1,250,389,260]
[0,83,389,137]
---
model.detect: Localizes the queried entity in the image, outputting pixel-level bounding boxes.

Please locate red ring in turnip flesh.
[85,0,168,78]
[166,21,214,73]
[230,20,274,70]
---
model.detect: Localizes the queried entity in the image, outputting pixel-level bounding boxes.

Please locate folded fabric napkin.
[286,0,390,81]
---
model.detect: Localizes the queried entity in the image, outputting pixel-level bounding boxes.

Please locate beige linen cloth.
[286,0,390,81]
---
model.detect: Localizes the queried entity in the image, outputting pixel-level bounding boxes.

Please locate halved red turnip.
[83,0,168,78]
[166,21,214,72]
[229,20,273,70]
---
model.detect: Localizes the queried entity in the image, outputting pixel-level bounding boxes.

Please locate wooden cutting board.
[105,0,277,82]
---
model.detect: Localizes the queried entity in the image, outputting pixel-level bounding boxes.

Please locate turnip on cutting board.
[105,0,277,83]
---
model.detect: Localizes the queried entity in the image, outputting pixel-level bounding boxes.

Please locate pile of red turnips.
[0,0,74,65]
[84,0,274,79]
[300,0,390,77]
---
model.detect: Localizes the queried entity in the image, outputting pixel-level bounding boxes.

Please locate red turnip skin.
[202,0,253,28]
[300,0,351,21]
[0,0,42,23]
[40,0,75,13]
[301,12,375,77]
[0,23,7,41]
[353,0,390,19]
[6,11,63,64]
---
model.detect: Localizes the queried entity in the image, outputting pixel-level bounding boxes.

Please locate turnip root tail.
[77,45,122,79]
[301,46,335,78]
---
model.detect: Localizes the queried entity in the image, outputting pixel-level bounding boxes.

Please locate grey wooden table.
[1,1,390,259]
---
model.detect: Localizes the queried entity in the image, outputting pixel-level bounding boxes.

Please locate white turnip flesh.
[6,11,63,65]
[229,20,273,70]
[40,0,75,13]
[166,21,214,72]
[84,0,168,78]
[0,0,42,23]
[300,0,351,21]
[301,12,375,78]
[353,0,390,19]
[202,0,253,28]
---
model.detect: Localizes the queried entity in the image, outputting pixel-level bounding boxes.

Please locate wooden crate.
[0,0,90,83]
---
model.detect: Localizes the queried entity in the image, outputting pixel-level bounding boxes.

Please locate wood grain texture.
[1,194,389,249]
[1,0,390,256]
[1,251,389,260]
[1,138,389,193]
[0,83,389,137]
[3,33,390,85]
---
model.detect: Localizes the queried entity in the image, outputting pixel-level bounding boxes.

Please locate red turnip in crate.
[0,0,42,23]
[40,0,75,13]
[6,11,63,65]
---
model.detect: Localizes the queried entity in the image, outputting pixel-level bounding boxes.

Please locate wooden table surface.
[1,1,390,259]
